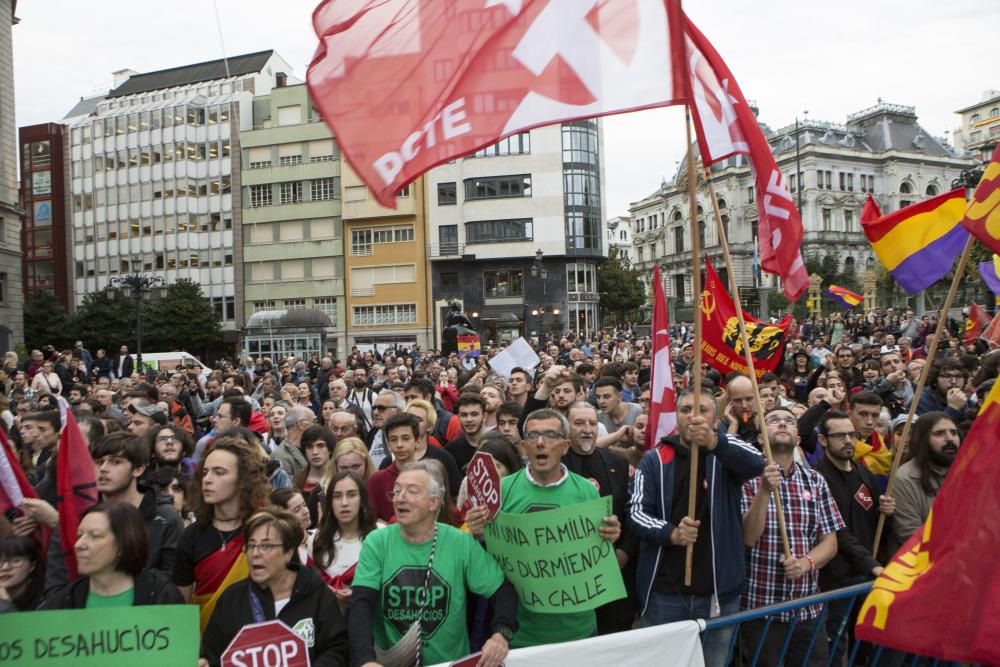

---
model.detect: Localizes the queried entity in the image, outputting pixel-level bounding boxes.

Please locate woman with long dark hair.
[306,471,379,608]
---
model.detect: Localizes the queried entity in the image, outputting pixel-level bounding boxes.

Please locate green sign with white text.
[484,496,626,613]
[0,604,199,666]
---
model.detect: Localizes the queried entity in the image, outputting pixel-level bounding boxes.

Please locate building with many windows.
[953,90,1000,162]
[630,101,974,317]
[342,164,431,354]
[426,121,607,343]
[20,123,70,306]
[240,82,345,357]
[0,0,20,353]
[64,50,292,343]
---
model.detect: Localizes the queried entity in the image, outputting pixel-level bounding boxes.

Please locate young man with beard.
[814,410,896,665]
[351,462,517,667]
[564,401,636,635]
[347,366,376,430]
[740,407,844,667]
[629,388,764,667]
[889,411,960,553]
[445,393,488,473]
[479,381,504,431]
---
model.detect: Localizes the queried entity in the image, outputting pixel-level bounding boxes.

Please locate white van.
[131,352,210,378]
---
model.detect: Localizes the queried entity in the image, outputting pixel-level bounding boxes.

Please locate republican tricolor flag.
[646,265,677,449]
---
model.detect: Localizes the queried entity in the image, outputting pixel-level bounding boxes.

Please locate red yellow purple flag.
[855,379,1000,663]
[961,145,1000,255]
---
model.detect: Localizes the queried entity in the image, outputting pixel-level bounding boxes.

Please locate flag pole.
[684,107,703,586]
[703,166,792,560]
[872,233,976,555]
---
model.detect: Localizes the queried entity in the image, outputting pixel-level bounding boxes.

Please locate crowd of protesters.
[0,303,993,666]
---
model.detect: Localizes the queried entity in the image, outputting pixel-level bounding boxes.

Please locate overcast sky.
[13,0,998,217]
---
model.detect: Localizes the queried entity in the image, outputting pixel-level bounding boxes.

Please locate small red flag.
[861,193,883,225]
[683,15,807,300]
[963,303,991,347]
[855,381,1000,663]
[983,311,1000,348]
[646,265,677,449]
[56,409,98,580]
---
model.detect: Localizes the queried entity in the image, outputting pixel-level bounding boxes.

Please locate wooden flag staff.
[872,234,975,555]
[684,109,704,586]
[703,167,791,560]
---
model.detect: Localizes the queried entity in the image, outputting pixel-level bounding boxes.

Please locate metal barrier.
[700,583,966,667]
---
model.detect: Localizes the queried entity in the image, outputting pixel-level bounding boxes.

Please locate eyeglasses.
[245,542,284,554]
[0,556,27,567]
[825,431,858,442]
[391,486,426,501]
[523,430,565,443]
[372,404,393,411]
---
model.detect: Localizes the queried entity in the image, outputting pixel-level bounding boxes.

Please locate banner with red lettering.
[683,16,808,300]
[855,380,1000,664]
[699,258,791,378]
[307,0,688,207]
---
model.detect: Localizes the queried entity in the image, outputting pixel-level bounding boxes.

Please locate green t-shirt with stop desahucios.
[354,522,504,665]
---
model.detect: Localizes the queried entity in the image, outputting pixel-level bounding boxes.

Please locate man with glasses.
[494,408,620,648]
[269,405,314,477]
[740,406,844,667]
[367,389,404,468]
[910,358,972,420]
[814,410,896,664]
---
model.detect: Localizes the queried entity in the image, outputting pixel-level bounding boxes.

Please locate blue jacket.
[628,433,764,614]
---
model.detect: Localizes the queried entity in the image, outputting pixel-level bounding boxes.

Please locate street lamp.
[530,249,548,295]
[106,268,166,374]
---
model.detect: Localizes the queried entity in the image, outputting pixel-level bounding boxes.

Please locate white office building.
[66,50,293,337]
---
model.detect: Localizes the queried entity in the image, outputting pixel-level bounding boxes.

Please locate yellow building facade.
[341,164,432,354]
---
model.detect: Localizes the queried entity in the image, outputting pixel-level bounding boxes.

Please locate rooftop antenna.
[213,0,232,78]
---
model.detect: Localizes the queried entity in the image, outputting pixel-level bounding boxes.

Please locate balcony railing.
[427,242,464,258]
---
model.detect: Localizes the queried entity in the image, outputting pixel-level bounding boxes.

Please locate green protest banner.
[0,604,199,666]
[484,495,626,614]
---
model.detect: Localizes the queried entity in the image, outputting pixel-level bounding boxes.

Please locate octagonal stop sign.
[221,620,310,667]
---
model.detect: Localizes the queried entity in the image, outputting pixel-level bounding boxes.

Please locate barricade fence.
[700,582,972,667]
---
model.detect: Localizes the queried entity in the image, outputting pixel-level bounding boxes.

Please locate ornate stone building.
[630,101,975,318]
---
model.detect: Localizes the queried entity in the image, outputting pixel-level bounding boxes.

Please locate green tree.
[142,279,223,351]
[72,290,135,352]
[597,246,646,324]
[23,290,75,350]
